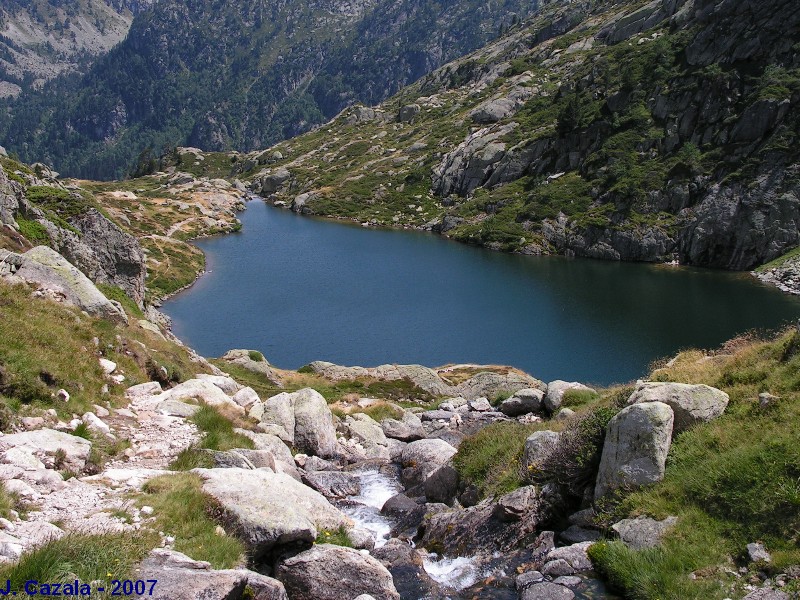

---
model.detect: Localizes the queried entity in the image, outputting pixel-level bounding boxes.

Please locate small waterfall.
[340,469,403,548]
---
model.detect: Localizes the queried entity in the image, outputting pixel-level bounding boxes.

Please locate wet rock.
[612,516,678,550]
[541,541,593,576]
[628,381,729,433]
[276,544,400,600]
[301,471,361,499]
[373,538,443,599]
[423,464,459,504]
[520,581,575,599]
[594,402,674,500]
[516,569,544,590]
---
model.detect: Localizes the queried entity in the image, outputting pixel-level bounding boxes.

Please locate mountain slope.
[0,0,537,179]
[0,0,151,98]
[233,0,800,271]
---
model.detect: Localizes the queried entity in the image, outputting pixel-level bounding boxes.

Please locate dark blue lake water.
[162,200,800,385]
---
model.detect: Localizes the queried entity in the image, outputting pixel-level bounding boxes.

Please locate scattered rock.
[612,516,678,549]
[747,542,772,563]
[521,430,560,477]
[301,471,361,499]
[0,428,92,472]
[499,388,545,416]
[381,412,425,442]
[400,439,457,488]
[520,581,575,599]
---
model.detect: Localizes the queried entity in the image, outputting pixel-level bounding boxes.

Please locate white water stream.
[341,469,485,593]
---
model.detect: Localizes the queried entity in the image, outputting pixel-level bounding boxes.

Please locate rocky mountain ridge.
[218,0,800,272]
[0,0,539,179]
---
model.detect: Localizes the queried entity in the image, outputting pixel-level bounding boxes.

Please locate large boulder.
[521,430,560,479]
[381,411,425,442]
[8,246,127,324]
[499,388,545,416]
[134,548,287,600]
[292,388,338,457]
[628,382,729,433]
[276,544,400,600]
[194,468,352,560]
[454,370,545,401]
[249,392,296,443]
[344,413,389,459]
[594,402,674,501]
[543,381,596,414]
[400,439,457,489]
[250,388,337,457]
[0,428,91,472]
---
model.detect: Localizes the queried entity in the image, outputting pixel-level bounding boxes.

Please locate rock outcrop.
[628,381,729,433]
[194,468,353,560]
[276,544,400,600]
[594,402,674,500]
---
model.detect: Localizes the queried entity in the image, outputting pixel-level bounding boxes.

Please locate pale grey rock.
[125,381,162,400]
[293,388,338,458]
[552,576,583,589]
[747,542,771,563]
[276,544,399,600]
[2,447,45,470]
[543,541,593,574]
[196,374,242,395]
[99,358,117,374]
[543,381,596,414]
[233,430,294,465]
[156,399,200,418]
[4,479,36,497]
[195,468,352,559]
[612,516,678,549]
[381,411,425,441]
[742,590,790,600]
[556,407,576,421]
[499,388,545,416]
[594,402,674,500]
[220,349,281,386]
[628,381,729,433]
[81,411,111,434]
[420,409,455,421]
[0,531,23,559]
[232,387,260,408]
[250,392,296,444]
[344,413,389,458]
[260,168,292,194]
[468,398,492,412]
[515,570,544,589]
[306,362,451,396]
[134,548,288,600]
[400,438,457,488]
[9,246,127,324]
[0,428,91,471]
[397,104,421,123]
[521,430,560,478]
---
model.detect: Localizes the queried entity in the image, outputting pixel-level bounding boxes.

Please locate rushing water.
[163,200,800,385]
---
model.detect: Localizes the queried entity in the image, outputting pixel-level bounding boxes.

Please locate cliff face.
[235,0,799,271]
[0,0,538,179]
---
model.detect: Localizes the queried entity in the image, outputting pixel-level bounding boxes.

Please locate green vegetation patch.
[170,405,255,470]
[96,284,143,317]
[453,421,537,498]
[142,473,246,568]
[15,218,49,246]
[317,525,353,547]
[25,186,96,220]
[0,531,159,597]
